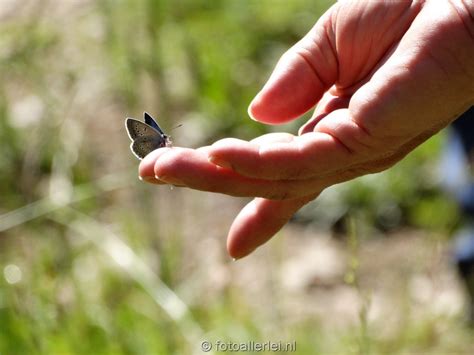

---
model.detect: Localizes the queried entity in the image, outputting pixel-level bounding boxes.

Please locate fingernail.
[247,101,259,122]
[155,175,183,185]
[140,175,159,183]
[208,156,232,169]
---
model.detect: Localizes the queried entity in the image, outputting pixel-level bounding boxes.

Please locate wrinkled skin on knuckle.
[265,181,312,200]
[354,157,398,175]
[285,164,316,180]
[266,190,291,201]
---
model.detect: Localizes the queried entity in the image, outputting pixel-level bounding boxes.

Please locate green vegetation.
[0,1,471,354]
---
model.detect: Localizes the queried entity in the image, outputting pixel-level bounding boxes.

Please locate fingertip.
[211,137,249,149]
[298,112,328,135]
[209,138,255,163]
[139,148,168,178]
[248,53,331,125]
[226,199,259,259]
[226,222,257,260]
[141,176,167,185]
[227,195,317,259]
[227,240,256,259]
[209,139,262,177]
[247,98,260,122]
[208,156,232,169]
[247,88,283,125]
[152,147,181,178]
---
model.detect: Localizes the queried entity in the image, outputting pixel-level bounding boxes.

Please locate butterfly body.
[125,112,171,160]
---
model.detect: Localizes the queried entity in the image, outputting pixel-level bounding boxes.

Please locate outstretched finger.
[143,147,327,199]
[227,193,318,259]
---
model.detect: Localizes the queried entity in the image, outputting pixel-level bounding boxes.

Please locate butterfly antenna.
[171,123,183,132]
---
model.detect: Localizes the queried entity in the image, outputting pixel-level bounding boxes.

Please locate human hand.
[139,0,474,259]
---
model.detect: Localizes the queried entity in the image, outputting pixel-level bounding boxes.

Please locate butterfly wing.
[144,112,166,135]
[130,136,168,160]
[125,116,170,160]
[125,118,161,141]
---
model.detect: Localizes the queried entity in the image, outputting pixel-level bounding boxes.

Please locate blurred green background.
[0,0,473,354]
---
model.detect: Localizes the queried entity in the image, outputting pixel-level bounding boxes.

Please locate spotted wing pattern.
[126,118,161,141]
[130,136,167,159]
[125,116,170,160]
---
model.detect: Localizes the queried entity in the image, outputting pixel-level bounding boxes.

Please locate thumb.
[248,6,338,125]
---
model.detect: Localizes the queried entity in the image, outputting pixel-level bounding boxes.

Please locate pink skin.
[139,0,474,259]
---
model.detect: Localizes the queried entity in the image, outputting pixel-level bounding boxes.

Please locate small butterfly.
[125,112,172,160]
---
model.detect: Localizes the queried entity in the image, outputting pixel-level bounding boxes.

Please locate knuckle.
[265,189,291,201]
